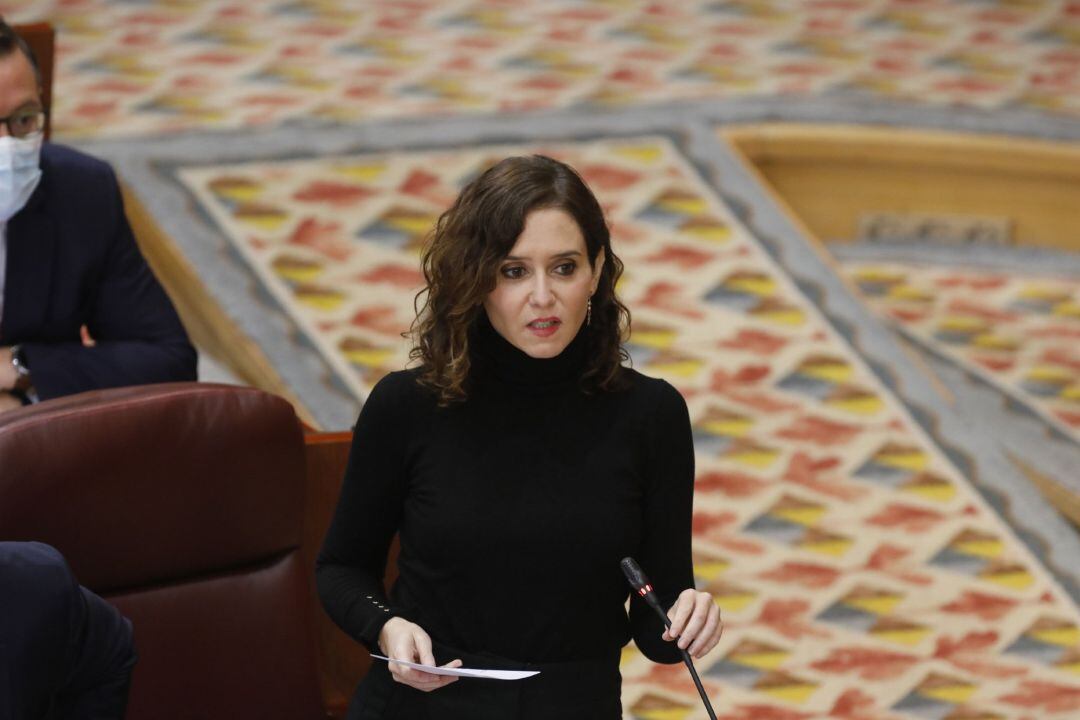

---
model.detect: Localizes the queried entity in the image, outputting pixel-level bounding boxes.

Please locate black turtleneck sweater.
[316,318,695,667]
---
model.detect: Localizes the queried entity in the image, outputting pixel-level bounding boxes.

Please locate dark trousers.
[348,642,622,720]
[0,542,136,720]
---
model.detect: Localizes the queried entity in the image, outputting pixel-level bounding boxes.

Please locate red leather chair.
[0,383,327,719]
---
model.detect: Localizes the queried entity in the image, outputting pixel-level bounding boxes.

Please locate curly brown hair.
[409,155,631,404]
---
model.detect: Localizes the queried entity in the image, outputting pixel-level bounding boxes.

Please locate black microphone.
[621,557,718,720]
[621,557,669,617]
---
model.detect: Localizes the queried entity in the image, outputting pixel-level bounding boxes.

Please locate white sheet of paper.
[370,654,539,680]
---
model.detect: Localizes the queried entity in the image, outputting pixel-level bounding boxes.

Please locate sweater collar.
[470,311,589,389]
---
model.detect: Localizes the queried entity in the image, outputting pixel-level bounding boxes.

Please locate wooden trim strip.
[121,183,323,429]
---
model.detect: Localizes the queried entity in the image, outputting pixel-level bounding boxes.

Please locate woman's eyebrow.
[503,250,583,261]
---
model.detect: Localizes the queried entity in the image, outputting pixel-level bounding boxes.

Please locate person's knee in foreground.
[0,541,136,720]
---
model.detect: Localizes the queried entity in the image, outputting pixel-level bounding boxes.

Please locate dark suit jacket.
[0,143,196,400]
[0,542,135,720]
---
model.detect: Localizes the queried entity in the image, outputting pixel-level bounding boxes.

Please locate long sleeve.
[17,160,196,399]
[629,380,696,663]
[316,372,414,650]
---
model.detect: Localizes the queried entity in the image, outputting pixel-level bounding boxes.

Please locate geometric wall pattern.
[844,262,1080,444]
[178,138,1080,718]
[9,0,1080,141]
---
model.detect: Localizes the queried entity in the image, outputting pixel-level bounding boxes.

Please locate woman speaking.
[316,155,722,719]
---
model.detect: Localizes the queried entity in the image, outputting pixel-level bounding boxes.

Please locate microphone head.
[620,557,650,591]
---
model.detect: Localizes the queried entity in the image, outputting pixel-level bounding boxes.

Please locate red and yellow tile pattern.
[845,261,1080,442]
[6,0,1080,139]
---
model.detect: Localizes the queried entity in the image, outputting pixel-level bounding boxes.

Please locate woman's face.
[483,207,604,359]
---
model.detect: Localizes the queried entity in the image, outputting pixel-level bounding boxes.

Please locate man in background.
[0,19,195,412]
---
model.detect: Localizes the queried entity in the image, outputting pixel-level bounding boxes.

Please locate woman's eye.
[501,265,526,280]
[553,262,576,276]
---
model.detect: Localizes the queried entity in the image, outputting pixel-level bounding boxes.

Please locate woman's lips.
[527,317,561,337]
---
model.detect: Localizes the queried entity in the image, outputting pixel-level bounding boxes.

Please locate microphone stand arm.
[636,589,718,720]
[621,557,717,720]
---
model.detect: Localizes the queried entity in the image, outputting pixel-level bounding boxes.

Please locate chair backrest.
[0,383,325,720]
[12,22,54,140]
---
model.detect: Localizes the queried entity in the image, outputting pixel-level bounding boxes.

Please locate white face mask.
[0,132,42,222]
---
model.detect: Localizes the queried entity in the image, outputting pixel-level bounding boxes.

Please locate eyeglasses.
[0,109,46,139]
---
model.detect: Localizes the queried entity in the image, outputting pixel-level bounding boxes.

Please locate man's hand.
[378,617,462,692]
[0,347,14,391]
[0,391,23,413]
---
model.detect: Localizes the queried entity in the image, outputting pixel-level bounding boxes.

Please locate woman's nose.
[529,277,554,306]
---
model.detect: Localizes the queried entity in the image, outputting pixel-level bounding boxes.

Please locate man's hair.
[410,154,632,405]
[0,18,43,89]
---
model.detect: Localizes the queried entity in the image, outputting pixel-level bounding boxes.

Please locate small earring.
[586,297,592,326]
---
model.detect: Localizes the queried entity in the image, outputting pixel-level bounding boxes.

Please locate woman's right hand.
[378,617,463,692]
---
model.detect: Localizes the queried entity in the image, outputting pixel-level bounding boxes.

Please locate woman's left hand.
[663,588,723,658]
